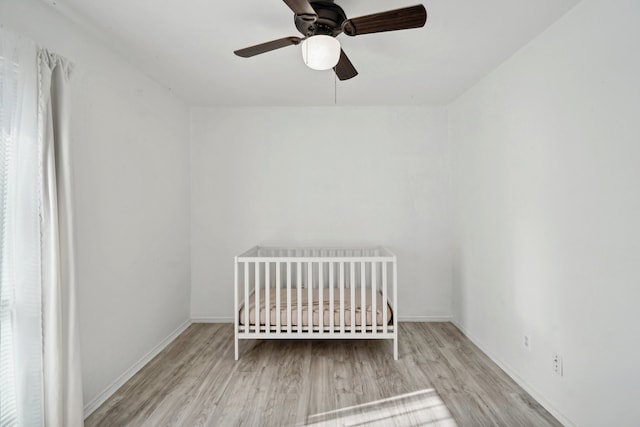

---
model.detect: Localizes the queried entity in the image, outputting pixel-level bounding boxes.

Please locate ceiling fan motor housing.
[295,1,346,37]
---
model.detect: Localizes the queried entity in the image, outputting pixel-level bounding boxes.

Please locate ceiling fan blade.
[234,37,303,58]
[334,49,358,81]
[282,0,317,20]
[342,5,427,36]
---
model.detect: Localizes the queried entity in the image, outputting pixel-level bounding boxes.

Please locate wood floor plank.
[143,324,238,426]
[305,340,338,417]
[85,323,562,427]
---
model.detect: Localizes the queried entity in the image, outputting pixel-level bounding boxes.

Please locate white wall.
[0,0,191,412]
[449,0,640,425]
[190,106,451,320]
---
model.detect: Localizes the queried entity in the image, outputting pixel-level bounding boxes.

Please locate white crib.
[234,246,398,360]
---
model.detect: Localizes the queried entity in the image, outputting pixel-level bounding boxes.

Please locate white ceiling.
[49,0,580,106]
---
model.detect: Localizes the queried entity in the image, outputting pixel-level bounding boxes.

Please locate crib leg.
[235,335,239,361]
[393,336,398,361]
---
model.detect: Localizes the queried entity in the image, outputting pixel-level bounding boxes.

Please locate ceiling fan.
[234,0,427,80]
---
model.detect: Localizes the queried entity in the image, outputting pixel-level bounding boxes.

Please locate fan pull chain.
[334,71,337,105]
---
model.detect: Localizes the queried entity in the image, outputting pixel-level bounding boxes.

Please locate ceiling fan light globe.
[301,35,341,70]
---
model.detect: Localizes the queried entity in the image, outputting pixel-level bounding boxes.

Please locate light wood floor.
[86,323,561,427]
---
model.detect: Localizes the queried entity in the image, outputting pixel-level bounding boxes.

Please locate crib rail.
[234,247,398,360]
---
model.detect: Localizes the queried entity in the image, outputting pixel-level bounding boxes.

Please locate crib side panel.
[235,247,397,339]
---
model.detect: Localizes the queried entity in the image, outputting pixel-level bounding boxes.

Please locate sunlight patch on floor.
[304,388,457,426]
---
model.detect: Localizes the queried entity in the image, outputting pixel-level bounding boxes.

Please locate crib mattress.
[238,288,393,327]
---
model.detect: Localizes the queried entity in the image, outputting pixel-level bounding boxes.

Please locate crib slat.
[255,262,260,333]
[276,263,281,331]
[382,261,388,334]
[329,262,334,331]
[393,257,398,360]
[340,262,345,334]
[265,262,270,332]
[307,261,313,333]
[297,261,302,333]
[350,261,356,332]
[372,261,377,334]
[361,262,366,333]
[393,258,398,333]
[319,262,324,334]
[244,262,249,332]
[234,258,239,359]
[275,262,282,333]
[287,261,292,334]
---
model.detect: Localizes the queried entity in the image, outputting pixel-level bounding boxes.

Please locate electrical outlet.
[523,335,531,351]
[553,353,563,376]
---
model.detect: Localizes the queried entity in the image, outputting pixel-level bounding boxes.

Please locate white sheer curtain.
[0,27,83,427]
[1,27,43,427]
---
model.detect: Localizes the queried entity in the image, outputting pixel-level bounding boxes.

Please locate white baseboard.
[83,319,192,419]
[191,316,233,323]
[451,319,575,427]
[399,315,453,322]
